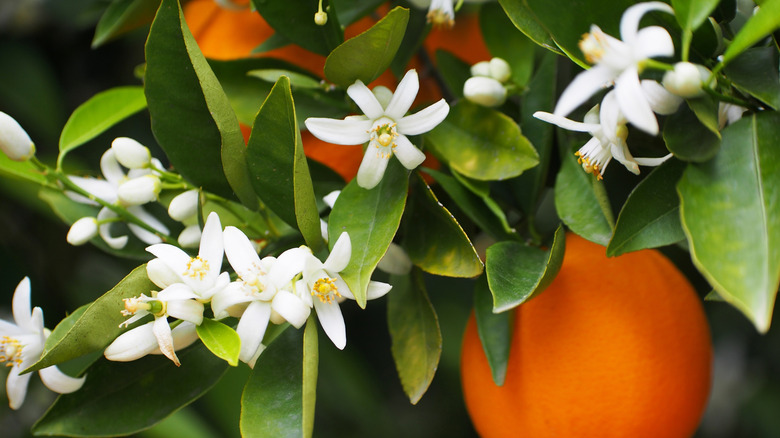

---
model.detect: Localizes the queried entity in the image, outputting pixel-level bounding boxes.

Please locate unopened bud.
[314,11,328,25]
[488,58,512,83]
[463,77,507,107]
[0,112,35,162]
[168,189,199,222]
[67,217,98,246]
[178,224,202,248]
[112,137,151,169]
[470,61,491,78]
[662,62,713,98]
[117,174,161,206]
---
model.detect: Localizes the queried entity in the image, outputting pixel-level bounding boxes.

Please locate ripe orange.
[461,233,712,438]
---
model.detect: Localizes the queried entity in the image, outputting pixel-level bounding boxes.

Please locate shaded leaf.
[663,102,720,162]
[93,0,160,48]
[197,318,241,367]
[480,3,535,86]
[473,276,511,386]
[724,46,780,110]
[434,49,471,99]
[719,0,780,67]
[426,101,539,181]
[672,0,720,32]
[496,0,560,54]
[252,0,343,57]
[678,112,780,332]
[388,269,442,404]
[248,69,323,90]
[687,95,722,137]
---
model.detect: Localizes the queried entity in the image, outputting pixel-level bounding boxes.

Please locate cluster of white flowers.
[0,278,85,410]
[305,69,449,190]
[533,2,687,179]
[463,57,512,107]
[104,212,391,368]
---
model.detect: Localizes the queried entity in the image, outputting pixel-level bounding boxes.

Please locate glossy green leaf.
[421,168,514,241]
[0,153,47,184]
[196,318,241,367]
[480,3,535,86]
[672,0,720,31]
[25,265,153,373]
[473,276,511,386]
[388,268,442,404]
[57,86,147,167]
[40,304,89,355]
[496,0,559,54]
[241,322,318,438]
[607,159,687,257]
[389,5,428,78]
[426,101,539,181]
[248,69,323,90]
[327,159,408,308]
[687,95,722,137]
[486,225,565,312]
[554,148,613,246]
[145,0,256,208]
[93,0,160,48]
[332,0,386,25]
[663,102,720,162]
[246,76,323,252]
[32,343,228,437]
[402,174,483,278]
[678,112,780,332]
[434,49,471,99]
[724,47,780,110]
[324,7,409,88]
[719,0,780,67]
[252,0,343,57]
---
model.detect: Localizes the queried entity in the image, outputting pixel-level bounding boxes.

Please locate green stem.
[641,59,675,72]
[681,29,692,62]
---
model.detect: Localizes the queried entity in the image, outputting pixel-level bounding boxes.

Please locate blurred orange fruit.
[461,233,713,438]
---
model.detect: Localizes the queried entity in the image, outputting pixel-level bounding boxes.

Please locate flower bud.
[464,77,507,107]
[314,11,328,25]
[67,217,98,246]
[470,61,491,78]
[178,224,202,248]
[377,242,412,275]
[662,62,713,98]
[112,137,151,169]
[117,174,161,206]
[488,57,512,83]
[168,189,199,222]
[0,112,35,161]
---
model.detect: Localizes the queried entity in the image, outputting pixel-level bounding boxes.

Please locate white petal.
[11,277,32,331]
[165,299,204,325]
[384,70,419,120]
[151,321,200,354]
[313,299,346,350]
[269,247,310,288]
[305,117,373,145]
[65,176,114,205]
[372,86,394,109]
[615,67,658,135]
[633,26,675,60]
[6,366,32,409]
[620,2,673,44]
[396,99,449,136]
[99,149,125,186]
[146,243,191,279]
[152,317,179,366]
[634,153,673,166]
[198,212,224,285]
[104,321,159,362]
[641,80,682,115]
[320,219,329,242]
[324,232,351,273]
[157,283,200,301]
[609,140,640,175]
[377,243,412,275]
[599,91,624,143]
[347,80,385,120]
[97,207,128,249]
[366,281,393,300]
[223,226,262,279]
[356,145,390,190]
[323,190,341,209]
[38,366,86,394]
[392,134,426,170]
[236,301,271,365]
[533,111,600,133]
[553,65,617,118]
[211,282,255,319]
[146,258,179,289]
[271,290,311,328]
[168,189,199,222]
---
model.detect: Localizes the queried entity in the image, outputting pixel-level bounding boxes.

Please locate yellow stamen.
[183,256,209,281]
[0,336,23,367]
[312,277,341,304]
[427,10,454,28]
[579,30,606,64]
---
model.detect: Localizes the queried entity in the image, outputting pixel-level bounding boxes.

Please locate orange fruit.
[461,233,712,438]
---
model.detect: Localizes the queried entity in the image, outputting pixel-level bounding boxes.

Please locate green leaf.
[554,147,613,246]
[324,6,409,88]
[719,0,780,67]
[434,49,471,99]
[327,159,408,307]
[687,95,722,137]
[196,318,241,367]
[0,153,47,184]
[252,0,343,57]
[24,265,153,373]
[57,86,147,168]
[241,322,318,438]
[678,112,780,332]
[486,225,565,312]
[402,174,484,278]
[248,69,323,90]
[426,101,539,181]
[724,46,780,110]
[389,5,428,78]
[246,76,323,252]
[672,0,720,32]
[663,102,721,162]
[145,0,256,208]
[32,344,228,437]
[480,3,535,87]
[496,0,560,54]
[92,0,160,48]
[607,159,687,256]
[473,276,511,386]
[387,269,442,404]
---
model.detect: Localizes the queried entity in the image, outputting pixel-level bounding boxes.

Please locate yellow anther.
[579,31,606,64]
[312,277,341,304]
[0,336,23,367]
[183,256,210,280]
[427,10,454,28]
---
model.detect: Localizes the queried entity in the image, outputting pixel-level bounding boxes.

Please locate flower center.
[427,9,454,28]
[0,336,23,367]
[122,296,165,317]
[183,256,209,280]
[242,268,267,294]
[312,277,341,304]
[370,122,398,158]
[579,29,608,64]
